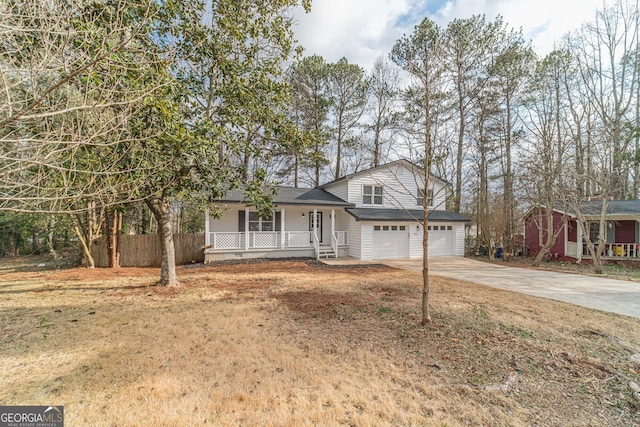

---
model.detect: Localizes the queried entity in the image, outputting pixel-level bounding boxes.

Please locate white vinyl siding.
[327,184,348,203]
[360,224,374,260]
[455,224,465,256]
[410,223,424,258]
[209,207,242,231]
[346,217,361,259]
[324,163,447,211]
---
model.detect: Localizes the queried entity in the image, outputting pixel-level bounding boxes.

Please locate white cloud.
[434,0,603,54]
[293,0,411,68]
[292,0,610,69]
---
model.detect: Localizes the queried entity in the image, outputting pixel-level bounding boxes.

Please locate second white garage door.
[372,224,409,259]
[429,224,455,256]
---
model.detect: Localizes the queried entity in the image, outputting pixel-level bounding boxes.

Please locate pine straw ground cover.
[1,257,639,426]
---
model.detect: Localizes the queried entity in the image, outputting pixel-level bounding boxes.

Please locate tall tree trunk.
[314,137,321,187]
[422,167,431,324]
[105,209,122,268]
[635,82,640,198]
[294,151,299,188]
[74,224,95,268]
[46,215,57,258]
[146,199,178,287]
[243,142,250,181]
[335,123,342,180]
[503,93,513,261]
[74,201,100,268]
[32,227,40,254]
[115,211,122,266]
[140,203,150,234]
[422,92,432,325]
[454,74,465,213]
[531,209,564,267]
[373,125,381,167]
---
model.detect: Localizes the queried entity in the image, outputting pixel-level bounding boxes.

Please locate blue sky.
[292,0,605,70]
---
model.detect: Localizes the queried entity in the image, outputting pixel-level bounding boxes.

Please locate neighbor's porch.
[565,218,640,261]
[204,205,349,261]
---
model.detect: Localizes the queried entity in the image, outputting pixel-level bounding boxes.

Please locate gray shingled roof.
[579,199,640,215]
[214,187,354,207]
[553,199,640,216]
[345,208,470,222]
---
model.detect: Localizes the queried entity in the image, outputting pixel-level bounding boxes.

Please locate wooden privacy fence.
[91,232,204,267]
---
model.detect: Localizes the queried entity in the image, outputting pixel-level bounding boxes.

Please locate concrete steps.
[317,245,335,258]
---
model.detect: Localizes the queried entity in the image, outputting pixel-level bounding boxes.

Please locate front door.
[309,211,323,243]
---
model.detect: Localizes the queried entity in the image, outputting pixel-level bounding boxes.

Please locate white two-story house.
[204,159,469,262]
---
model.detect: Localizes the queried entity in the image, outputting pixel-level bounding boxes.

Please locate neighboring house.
[523,200,640,262]
[204,159,470,262]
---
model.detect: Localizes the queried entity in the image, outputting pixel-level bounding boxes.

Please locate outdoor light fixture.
[302,213,305,219]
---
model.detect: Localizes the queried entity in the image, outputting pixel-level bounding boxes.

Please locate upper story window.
[363,185,383,205]
[416,189,434,207]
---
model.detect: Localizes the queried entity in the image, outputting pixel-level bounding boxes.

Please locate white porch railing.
[285,231,312,248]
[566,241,578,258]
[581,243,640,258]
[209,231,348,252]
[249,232,280,248]
[211,232,245,249]
[331,233,338,259]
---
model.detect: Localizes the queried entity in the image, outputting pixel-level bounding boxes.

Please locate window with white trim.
[248,211,274,231]
[416,189,434,207]
[363,185,383,205]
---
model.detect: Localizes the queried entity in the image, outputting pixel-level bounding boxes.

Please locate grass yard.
[1,256,639,426]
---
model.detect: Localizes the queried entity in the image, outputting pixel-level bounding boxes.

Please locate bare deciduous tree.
[365,57,400,168]
[391,17,448,324]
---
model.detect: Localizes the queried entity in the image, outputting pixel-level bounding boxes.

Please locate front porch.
[566,241,640,260]
[565,218,640,261]
[204,205,349,262]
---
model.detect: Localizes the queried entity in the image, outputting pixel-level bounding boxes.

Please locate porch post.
[331,208,336,258]
[577,220,582,262]
[564,218,568,257]
[313,208,318,238]
[280,208,285,249]
[637,221,640,258]
[205,208,210,247]
[244,207,250,250]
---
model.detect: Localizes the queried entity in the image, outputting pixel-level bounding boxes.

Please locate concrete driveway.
[379,256,640,319]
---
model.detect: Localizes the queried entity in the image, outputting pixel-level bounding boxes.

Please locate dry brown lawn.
[1,256,639,426]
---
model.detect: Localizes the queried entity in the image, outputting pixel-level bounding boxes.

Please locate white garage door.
[372,224,409,259]
[429,224,455,256]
